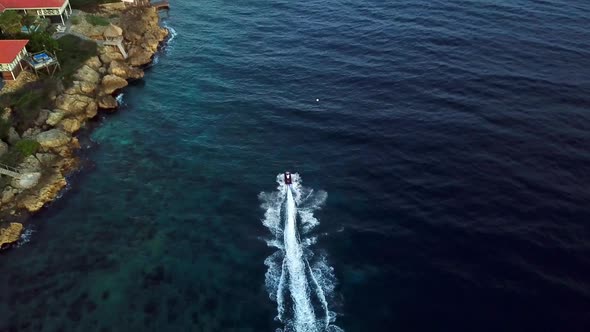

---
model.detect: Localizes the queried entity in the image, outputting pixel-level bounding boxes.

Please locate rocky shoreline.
[0,5,169,249]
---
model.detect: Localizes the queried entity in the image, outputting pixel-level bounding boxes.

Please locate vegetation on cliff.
[0,4,168,250]
[56,35,99,86]
[70,0,119,10]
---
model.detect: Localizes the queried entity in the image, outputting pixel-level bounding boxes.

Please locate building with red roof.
[0,40,29,81]
[0,0,72,24]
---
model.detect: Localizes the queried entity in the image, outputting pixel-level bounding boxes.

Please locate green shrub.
[4,80,57,132]
[71,16,80,25]
[0,118,11,141]
[85,15,110,26]
[56,35,98,87]
[0,11,22,37]
[70,0,119,10]
[14,139,40,157]
[27,31,59,53]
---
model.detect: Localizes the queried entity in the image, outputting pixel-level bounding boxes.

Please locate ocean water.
[1,0,590,331]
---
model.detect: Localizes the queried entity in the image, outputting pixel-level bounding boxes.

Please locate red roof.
[0,0,66,10]
[0,40,28,64]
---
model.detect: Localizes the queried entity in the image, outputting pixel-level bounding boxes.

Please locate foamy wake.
[260,173,342,332]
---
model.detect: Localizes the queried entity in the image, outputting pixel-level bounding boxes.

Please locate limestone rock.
[19,172,67,212]
[85,56,103,72]
[36,153,58,166]
[1,107,12,121]
[104,24,123,39]
[1,186,18,204]
[65,80,97,96]
[99,48,125,65]
[0,140,8,158]
[22,127,41,139]
[128,46,153,67]
[36,109,50,126]
[36,129,71,148]
[101,75,128,94]
[73,65,101,86]
[12,172,41,189]
[8,127,20,144]
[109,60,144,80]
[46,110,65,126]
[19,155,41,172]
[0,223,23,249]
[120,7,168,66]
[55,94,97,117]
[59,118,82,133]
[98,95,118,109]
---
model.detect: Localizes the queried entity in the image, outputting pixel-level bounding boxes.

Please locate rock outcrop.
[18,172,67,212]
[121,7,169,66]
[0,5,169,235]
[98,95,118,109]
[55,94,98,118]
[36,129,71,149]
[101,75,128,94]
[73,65,101,86]
[0,223,23,249]
[46,110,65,126]
[59,118,82,133]
[109,60,144,80]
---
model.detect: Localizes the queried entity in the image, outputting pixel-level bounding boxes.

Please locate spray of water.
[260,173,342,332]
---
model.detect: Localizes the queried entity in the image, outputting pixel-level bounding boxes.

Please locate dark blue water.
[1,0,590,331]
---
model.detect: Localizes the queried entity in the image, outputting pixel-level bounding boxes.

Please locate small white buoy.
[316,98,319,102]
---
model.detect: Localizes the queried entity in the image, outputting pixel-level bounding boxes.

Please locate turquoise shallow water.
[1,0,590,331]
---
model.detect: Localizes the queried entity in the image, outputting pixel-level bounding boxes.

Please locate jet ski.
[284,172,292,185]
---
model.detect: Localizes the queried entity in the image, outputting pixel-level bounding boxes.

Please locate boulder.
[19,155,41,172]
[85,56,103,72]
[128,46,153,67]
[109,60,144,80]
[36,109,50,126]
[2,107,12,121]
[73,65,101,86]
[99,48,125,65]
[36,129,71,148]
[104,24,123,39]
[1,186,18,204]
[0,223,23,249]
[36,153,58,166]
[22,127,42,139]
[59,118,82,133]
[98,95,118,109]
[46,110,65,126]
[101,75,128,94]
[55,94,97,117]
[65,81,97,96]
[8,127,20,145]
[0,140,8,158]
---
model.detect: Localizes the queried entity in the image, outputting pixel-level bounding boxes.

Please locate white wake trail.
[285,186,318,332]
[261,173,343,332]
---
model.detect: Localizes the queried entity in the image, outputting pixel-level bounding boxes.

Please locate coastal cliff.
[0,6,169,249]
